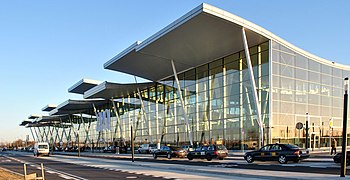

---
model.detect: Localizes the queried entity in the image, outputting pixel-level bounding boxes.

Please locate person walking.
[331,138,337,155]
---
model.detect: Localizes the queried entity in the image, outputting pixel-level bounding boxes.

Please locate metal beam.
[134,76,152,143]
[29,127,36,142]
[171,60,193,146]
[242,27,264,147]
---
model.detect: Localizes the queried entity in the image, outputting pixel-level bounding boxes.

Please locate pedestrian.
[331,138,337,155]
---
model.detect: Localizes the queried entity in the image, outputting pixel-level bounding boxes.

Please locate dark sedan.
[333,151,350,166]
[187,145,228,161]
[153,146,187,159]
[244,144,309,164]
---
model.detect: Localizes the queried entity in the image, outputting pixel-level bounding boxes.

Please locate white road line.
[59,174,74,179]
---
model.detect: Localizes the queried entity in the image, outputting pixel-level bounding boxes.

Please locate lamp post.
[341,77,349,177]
[131,119,134,162]
[306,113,309,149]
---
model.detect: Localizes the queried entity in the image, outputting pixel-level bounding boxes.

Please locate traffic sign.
[296,122,303,130]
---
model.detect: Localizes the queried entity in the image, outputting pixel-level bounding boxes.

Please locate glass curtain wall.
[43,42,270,151]
[104,41,270,150]
[271,40,350,149]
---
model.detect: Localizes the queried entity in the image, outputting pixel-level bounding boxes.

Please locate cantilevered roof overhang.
[84,81,155,99]
[28,114,41,120]
[41,104,57,112]
[104,3,350,81]
[20,120,32,126]
[104,3,268,82]
[49,99,109,116]
[68,79,101,95]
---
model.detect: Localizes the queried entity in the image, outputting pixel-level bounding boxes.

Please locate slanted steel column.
[29,127,36,142]
[242,27,264,147]
[111,99,125,146]
[171,60,193,146]
[80,113,91,147]
[33,127,39,142]
[134,76,152,143]
[37,127,44,142]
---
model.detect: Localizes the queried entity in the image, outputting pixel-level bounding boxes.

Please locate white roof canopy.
[84,81,155,99]
[68,79,101,95]
[104,3,268,82]
[105,3,350,81]
[41,104,57,112]
[49,99,109,116]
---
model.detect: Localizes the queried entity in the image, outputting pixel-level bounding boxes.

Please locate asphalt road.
[0,152,171,180]
[0,150,348,180]
[52,151,348,175]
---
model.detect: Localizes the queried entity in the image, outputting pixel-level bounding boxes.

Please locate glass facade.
[64,41,270,150]
[271,40,350,149]
[31,40,350,151]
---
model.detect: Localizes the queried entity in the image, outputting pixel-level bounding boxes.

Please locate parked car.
[244,143,309,164]
[181,145,194,152]
[153,146,187,159]
[138,144,157,154]
[103,146,116,153]
[333,151,350,166]
[187,144,228,161]
[34,142,50,157]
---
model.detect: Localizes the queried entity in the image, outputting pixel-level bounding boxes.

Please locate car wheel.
[187,154,193,160]
[278,155,287,164]
[153,153,157,159]
[206,154,212,161]
[218,157,224,160]
[167,153,172,159]
[245,154,254,163]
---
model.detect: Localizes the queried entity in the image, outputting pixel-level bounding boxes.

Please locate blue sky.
[0,0,349,142]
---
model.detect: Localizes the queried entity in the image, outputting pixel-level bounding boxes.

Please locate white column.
[171,60,193,146]
[134,76,151,142]
[242,27,264,147]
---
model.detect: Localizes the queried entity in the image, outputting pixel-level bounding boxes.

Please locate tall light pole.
[131,119,134,162]
[306,113,309,149]
[341,77,349,177]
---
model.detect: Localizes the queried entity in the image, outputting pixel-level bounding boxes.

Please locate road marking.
[126,176,138,179]
[59,174,74,179]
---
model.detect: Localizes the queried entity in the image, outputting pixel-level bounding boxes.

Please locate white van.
[34,142,50,157]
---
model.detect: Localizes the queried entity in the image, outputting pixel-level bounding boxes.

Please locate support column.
[134,76,152,143]
[171,60,193,146]
[242,27,264,148]
[29,127,36,142]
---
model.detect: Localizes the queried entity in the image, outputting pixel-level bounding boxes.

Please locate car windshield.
[170,147,182,151]
[284,144,300,149]
[38,145,48,149]
[217,145,227,150]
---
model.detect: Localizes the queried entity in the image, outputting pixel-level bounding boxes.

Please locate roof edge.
[68,78,101,93]
[104,41,141,70]
[84,81,108,99]
[202,4,350,70]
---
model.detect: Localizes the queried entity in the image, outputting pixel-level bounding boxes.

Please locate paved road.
[0,152,170,180]
[51,151,349,175]
[1,151,349,179]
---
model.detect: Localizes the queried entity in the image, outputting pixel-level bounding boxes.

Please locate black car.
[244,144,309,164]
[187,145,228,161]
[333,151,350,166]
[153,146,187,159]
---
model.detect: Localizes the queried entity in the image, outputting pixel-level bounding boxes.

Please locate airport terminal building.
[21,4,350,150]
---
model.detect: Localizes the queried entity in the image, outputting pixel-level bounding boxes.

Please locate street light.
[341,77,349,177]
[131,119,134,162]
